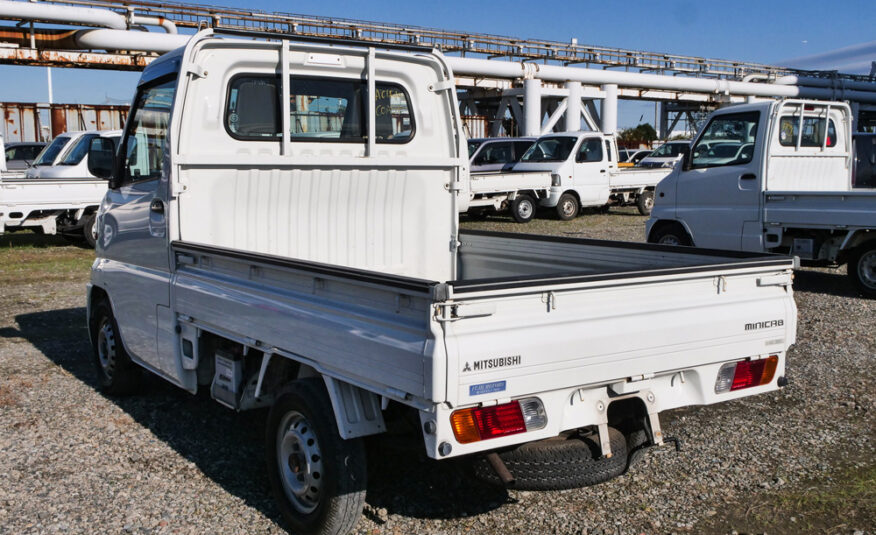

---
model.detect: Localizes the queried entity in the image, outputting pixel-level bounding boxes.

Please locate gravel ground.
[1,211,873,535]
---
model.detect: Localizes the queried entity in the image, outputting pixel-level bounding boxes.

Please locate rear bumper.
[420,353,787,460]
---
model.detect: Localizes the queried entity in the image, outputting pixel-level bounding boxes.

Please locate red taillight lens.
[475,403,526,439]
[451,400,540,444]
[730,355,779,391]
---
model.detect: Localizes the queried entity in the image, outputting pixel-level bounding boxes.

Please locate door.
[675,111,763,251]
[471,140,515,172]
[572,136,609,205]
[98,77,177,377]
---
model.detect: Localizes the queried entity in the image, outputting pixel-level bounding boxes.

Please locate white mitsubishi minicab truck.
[86,31,798,535]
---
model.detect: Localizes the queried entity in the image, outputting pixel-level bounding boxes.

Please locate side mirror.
[88,137,116,181]
[680,144,692,171]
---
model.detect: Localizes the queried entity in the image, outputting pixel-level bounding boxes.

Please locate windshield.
[33,136,70,166]
[58,134,98,165]
[467,140,482,158]
[520,137,577,162]
[651,142,688,157]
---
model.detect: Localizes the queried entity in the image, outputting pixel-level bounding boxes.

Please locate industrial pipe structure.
[0,1,177,34]
[443,57,876,104]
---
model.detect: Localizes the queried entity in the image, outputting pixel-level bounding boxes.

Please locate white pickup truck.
[647,99,876,297]
[512,132,672,219]
[0,176,106,246]
[86,32,797,535]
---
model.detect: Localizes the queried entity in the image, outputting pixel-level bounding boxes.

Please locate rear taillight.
[450,397,547,444]
[715,355,779,393]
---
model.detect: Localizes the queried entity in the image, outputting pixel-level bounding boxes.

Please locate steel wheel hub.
[561,200,575,216]
[517,201,533,219]
[859,250,876,289]
[96,319,116,378]
[277,410,324,514]
[659,235,681,246]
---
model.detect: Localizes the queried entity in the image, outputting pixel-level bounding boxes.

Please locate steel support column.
[601,83,618,135]
[523,78,542,136]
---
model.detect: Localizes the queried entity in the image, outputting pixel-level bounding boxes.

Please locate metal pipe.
[444,57,876,104]
[523,78,541,136]
[601,83,618,135]
[131,15,177,34]
[774,75,876,92]
[72,28,189,53]
[565,81,581,132]
[0,0,126,30]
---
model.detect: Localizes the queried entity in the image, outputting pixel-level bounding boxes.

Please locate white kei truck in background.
[512,132,673,219]
[87,32,797,535]
[1,176,107,246]
[647,100,876,298]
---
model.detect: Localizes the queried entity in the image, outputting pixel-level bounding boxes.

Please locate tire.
[266,379,367,535]
[89,299,141,395]
[511,195,536,224]
[636,191,654,215]
[848,243,876,298]
[556,193,579,221]
[471,427,627,491]
[650,223,692,246]
[83,213,98,249]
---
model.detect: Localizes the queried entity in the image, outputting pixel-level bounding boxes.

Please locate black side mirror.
[88,137,115,181]
[680,144,692,171]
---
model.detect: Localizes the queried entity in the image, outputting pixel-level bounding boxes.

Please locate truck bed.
[469,171,552,195]
[1,177,106,231]
[170,230,795,410]
[764,190,876,229]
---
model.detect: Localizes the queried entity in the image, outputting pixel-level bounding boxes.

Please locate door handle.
[150,199,165,214]
[740,173,757,180]
[599,169,606,173]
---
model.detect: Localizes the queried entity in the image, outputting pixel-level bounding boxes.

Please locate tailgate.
[442,264,796,406]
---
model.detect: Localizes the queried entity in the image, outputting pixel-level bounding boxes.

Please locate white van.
[637,140,690,169]
[26,130,121,179]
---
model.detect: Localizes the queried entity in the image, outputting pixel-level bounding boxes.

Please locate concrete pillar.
[523,78,542,136]
[600,83,618,135]
[565,81,582,132]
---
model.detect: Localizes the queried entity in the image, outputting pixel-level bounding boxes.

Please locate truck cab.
[648,99,876,297]
[512,131,618,219]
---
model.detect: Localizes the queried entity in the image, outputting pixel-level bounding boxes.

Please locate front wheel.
[511,195,536,223]
[266,379,367,535]
[636,191,654,215]
[650,224,692,246]
[82,213,98,249]
[848,243,876,298]
[89,299,140,395]
[556,193,579,221]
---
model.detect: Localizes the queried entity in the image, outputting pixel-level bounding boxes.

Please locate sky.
[0,0,873,129]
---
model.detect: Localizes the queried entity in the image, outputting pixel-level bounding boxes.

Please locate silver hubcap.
[90,217,98,242]
[643,196,654,210]
[277,410,324,514]
[659,234,681,246]
[561,200,576,217]
[858,250,876,289]
[517,200,533,219]
[96,319,117,378]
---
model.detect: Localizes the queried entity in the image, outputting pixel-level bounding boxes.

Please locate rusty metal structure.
[0,0,870,82]
[1,101,127,142]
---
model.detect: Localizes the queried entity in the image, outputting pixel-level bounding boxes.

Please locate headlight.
[662,161,676,168]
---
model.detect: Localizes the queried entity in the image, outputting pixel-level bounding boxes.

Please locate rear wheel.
[650,223,692,246]
[472,427,627,490]
[848,243,876,298]
[636,191,654,215]
[511,195,536,223]
[266,379,367,535]
[556,193,579,221]
[89,299,140,395]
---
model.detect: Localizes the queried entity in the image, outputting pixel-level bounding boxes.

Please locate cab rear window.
[226,75,414,143]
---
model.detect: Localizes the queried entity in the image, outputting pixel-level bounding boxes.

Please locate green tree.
[618,123,657,147]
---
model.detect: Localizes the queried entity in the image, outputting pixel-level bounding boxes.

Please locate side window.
[779,116,837,148]
[123,79,175,183]
[691,111,759,169]
[513,141,533,161]
[473,142,513,165]
[604,140,612,161]
[225,76,414,144]
[576,138,603,163]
